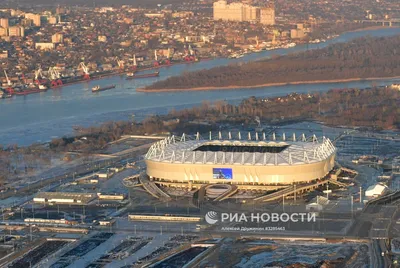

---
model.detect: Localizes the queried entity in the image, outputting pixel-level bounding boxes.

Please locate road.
[371,239,391,268]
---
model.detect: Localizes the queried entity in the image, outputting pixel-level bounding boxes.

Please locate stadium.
[144,132,336,189]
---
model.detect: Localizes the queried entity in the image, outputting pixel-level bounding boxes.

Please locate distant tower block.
[260,4,275,25]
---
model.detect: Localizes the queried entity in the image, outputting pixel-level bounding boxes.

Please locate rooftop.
[145,132,336,166]
[35,192,97,202]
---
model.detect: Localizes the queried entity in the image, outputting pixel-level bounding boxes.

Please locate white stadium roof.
[145,132,336,166]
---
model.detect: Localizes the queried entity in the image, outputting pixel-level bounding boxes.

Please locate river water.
[1,27,400,146]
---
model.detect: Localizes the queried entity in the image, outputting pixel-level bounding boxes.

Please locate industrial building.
[33,192,97,205]
[144,132,336,189]
[128,214,201,222]
[24,218,78,225]
[97,193,126,201]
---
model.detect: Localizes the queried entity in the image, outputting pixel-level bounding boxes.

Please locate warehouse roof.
[35,192,97,203]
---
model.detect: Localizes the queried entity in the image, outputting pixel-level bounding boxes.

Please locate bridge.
[355,19,400,27]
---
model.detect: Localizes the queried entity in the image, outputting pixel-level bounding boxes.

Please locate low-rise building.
[98,217,116,226]
[35,42,55,50]
[97,193,126,201]
[98,35,107,42]
[290,28,305,39]
[0,50,8,59]
[306,196,330,211]
[365,183,388,197]
[33,192,97,205]
[97,169,114,179]
[52,33,63,43]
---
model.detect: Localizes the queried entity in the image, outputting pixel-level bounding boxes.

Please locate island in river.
[141,35,400,92]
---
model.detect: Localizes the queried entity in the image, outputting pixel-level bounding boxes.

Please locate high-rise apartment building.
[25,13,41,27]
[0,27,8,37]
[260,6,275,25]
[0,18,9,28]
[48,16,60,25]
[213,0,274,24]
[243,5,259,22]
[214,1,244,22]
[8,26,25,37]
[56,7,66,15]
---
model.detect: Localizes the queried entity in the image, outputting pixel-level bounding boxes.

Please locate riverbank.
[45,26,399,93]
[1,27,400,146]
[137,76,400,93]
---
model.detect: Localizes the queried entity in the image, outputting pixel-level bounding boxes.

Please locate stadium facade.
[144,132,336,187]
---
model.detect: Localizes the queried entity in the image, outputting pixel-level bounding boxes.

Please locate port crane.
[184,45,196,62]
[3,70,14,94]
[133,54,137,68]
[34,66,47,85]
[154,50,160,67]
[129,54,137,71]
[48,67,63,87]
[79,62,90,80]
[163,48,171,65]
[188,44,194,56]
[115,57,124,71]
[256,36,260,50]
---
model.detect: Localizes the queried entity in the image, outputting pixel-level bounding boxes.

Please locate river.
[1,27,400,146]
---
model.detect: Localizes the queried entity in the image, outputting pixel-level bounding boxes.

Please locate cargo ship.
[14,85,47,96]
[92,84,116,92]
[126,71,159,80]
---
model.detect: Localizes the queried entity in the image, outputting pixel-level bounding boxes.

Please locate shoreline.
[57,26,398,92]
[137,76,400,93]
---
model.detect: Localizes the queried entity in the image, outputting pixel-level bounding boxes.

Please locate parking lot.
[9,240,70,268]
[50,233,114,268]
